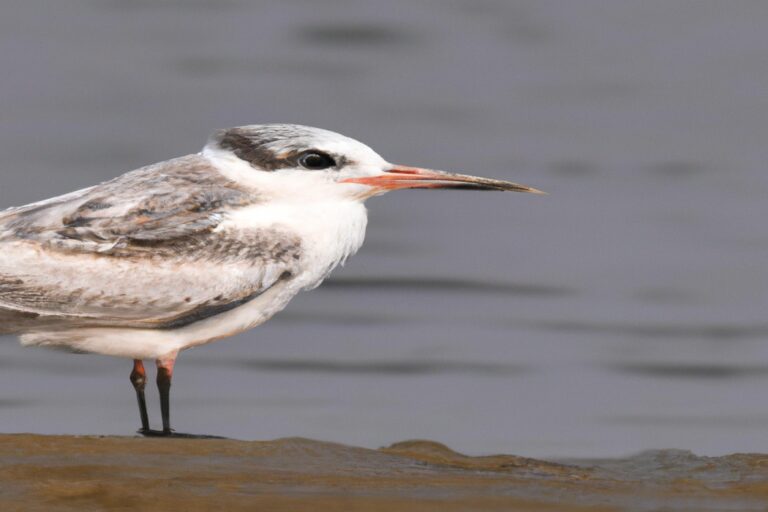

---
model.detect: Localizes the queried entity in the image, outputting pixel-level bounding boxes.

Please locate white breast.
[221,199,368,290]
[163,200,370,351]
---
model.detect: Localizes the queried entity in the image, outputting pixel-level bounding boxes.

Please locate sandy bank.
[1,434,768,511]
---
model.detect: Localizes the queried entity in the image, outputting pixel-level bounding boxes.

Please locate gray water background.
[0,0,767,458]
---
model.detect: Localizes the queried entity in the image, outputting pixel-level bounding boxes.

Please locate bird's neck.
[222,199,368,289]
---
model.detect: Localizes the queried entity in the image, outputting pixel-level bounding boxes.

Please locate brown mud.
[1,435,768,511]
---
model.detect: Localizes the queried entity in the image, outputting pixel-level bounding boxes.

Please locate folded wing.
[0,155,301,332]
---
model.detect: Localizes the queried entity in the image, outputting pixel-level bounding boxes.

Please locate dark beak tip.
[490,184,546,194]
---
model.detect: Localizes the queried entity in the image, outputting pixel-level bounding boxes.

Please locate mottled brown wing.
[0,154,301,331]
[1,154,254,253]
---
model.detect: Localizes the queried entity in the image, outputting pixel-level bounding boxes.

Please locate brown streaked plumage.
[0,154,302,334]
[4,155,255,248]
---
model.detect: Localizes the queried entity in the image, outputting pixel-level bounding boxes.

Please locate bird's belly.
[19,278,301,359]
[169,276,301,350]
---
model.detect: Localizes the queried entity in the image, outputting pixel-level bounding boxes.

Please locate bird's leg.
[140,354,225,439]
[156,356,176,434]
[129,359,150,433]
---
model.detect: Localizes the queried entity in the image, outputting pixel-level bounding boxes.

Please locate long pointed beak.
[342,165,545,194]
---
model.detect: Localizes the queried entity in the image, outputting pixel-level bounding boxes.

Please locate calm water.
[1,0,768,458]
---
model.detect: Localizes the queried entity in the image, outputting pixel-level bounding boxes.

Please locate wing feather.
[0,154,301,331]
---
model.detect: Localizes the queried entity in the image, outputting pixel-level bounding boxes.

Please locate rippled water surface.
[1,1,768,458]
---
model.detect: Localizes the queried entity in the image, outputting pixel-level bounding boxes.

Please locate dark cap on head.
[209,124,341,171]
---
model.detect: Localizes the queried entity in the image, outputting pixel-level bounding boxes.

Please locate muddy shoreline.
[1,435,767,511]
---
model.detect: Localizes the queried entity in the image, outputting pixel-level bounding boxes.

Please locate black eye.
[298,151,336,170]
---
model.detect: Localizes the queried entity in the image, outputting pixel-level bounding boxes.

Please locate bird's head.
[204,124,543,201]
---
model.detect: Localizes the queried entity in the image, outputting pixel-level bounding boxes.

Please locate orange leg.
[156,357,176,434]
[129,360,150,432]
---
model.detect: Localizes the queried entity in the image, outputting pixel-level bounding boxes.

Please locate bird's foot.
[137,428,227,439]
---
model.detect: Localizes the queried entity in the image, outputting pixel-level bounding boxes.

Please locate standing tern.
[0,124,542,437]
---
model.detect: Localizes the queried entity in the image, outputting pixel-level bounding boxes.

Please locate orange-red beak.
[342,165,544,194]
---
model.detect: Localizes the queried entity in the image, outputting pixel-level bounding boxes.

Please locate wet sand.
[1,435,767,511]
